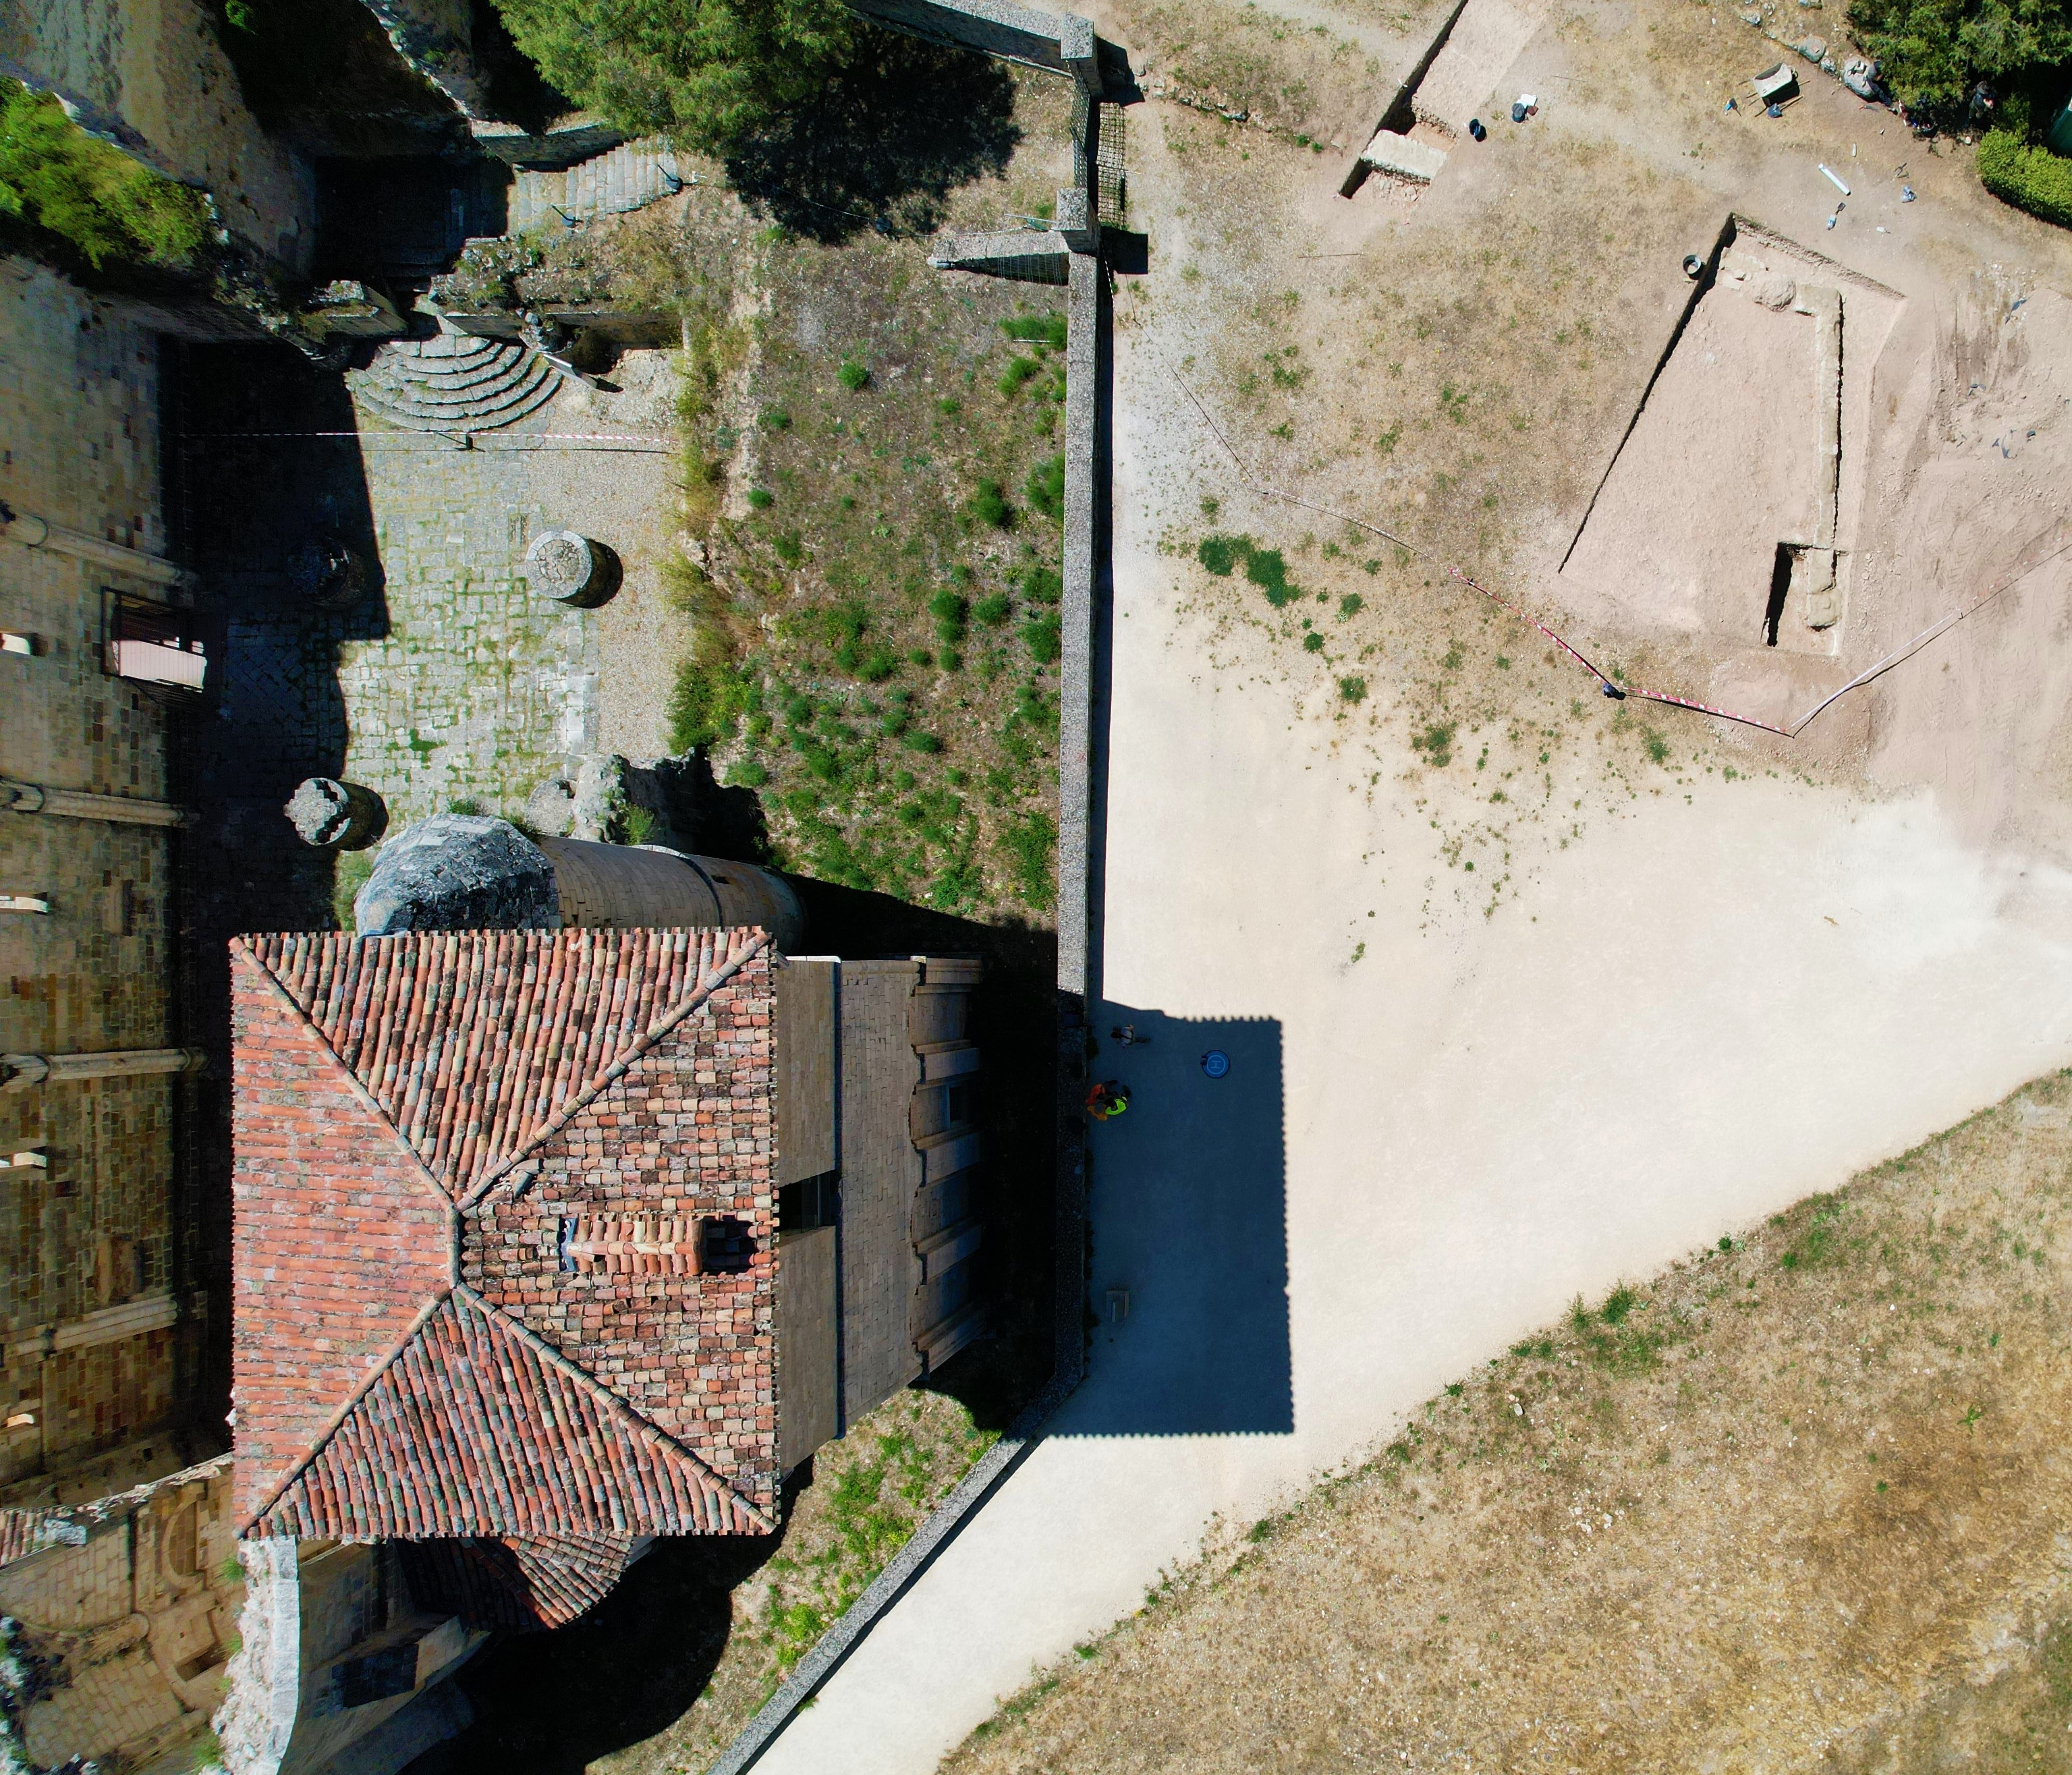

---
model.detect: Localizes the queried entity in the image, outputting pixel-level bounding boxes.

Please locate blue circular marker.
[1201,1049,1230,1079]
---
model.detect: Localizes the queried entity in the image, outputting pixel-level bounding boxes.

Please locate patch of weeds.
[974,590,1013,626]
[1001,811,1057,908]
[1338,676,1367,703]
[837,357,870,391]
[1304,631,1326,653]
[1267,344,1309,389]
[1244,546,1299,608]
[999,355,1043,397]
[1643,727,1670,765]
[748,487,775,510]
[1412,721,1456,766]
[1002,310,1068,349]
[970,480,1012,529]
[760,406,792,431]
[1338,593,1364,619]
[331,850,374,932]
[1198,533,1249,576]
[1025,454,1065,521]
[1021,612,1061,665]
[1441,641,1464,670]
[1780,1195,1844,1272]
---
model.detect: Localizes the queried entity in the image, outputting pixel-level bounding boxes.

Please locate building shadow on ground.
[407,1478,797,1775]
[1061,1005,1292,1437]
[724,30,1020,242]
[168,337,390,1420]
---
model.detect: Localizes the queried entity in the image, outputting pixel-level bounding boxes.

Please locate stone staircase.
[347,332,562,434]
[508,138,684,233]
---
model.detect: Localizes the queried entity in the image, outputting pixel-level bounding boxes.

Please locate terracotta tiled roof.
[231,927,780,1553]
[399,1532,650,1632]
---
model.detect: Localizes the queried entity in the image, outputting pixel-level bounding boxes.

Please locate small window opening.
[779,1174,837,1235]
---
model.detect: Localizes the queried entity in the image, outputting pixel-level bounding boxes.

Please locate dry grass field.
[946,1070,2072,1773]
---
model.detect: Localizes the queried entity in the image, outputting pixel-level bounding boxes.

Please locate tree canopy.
[1846,0,2072,116]
[487,0,859,151]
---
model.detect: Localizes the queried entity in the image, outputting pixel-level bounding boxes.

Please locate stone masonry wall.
[0,256,190,1491]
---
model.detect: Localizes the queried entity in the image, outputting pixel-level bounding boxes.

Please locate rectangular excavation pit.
[1558,217,1901,660]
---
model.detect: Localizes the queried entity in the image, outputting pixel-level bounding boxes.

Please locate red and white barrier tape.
[1165,353,2069,739]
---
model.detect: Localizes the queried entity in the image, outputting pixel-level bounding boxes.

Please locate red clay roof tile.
[232,927,780,1548]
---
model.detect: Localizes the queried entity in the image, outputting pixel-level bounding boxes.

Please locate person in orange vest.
[1085,1079,1130,1119]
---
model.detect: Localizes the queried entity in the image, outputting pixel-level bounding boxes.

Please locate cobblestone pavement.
[183,343,678,849]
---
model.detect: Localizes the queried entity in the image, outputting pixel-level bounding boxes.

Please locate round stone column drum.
[284,777,388,850]
[524,529,623,608]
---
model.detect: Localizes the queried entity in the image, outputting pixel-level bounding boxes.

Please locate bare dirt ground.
[1089,0,2072,929]
[748,4,2072,1771]
[917,2,2072,1765]
[945,1070,2072,1773]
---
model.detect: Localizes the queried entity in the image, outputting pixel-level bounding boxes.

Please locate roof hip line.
[239,1286,452,1535]
[457,930,772,1211]
[450,1283,776,1532]
[231,939,463,1213]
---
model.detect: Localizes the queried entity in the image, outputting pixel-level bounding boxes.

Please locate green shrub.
[748,487,775,509]
[1002,311,1068,348]
[974,591,1013,626]
[1025,454,1066,521]
[729,758,769,788]
[1020,564,1062,604]
[1197,534,1248,576]
[837,356,870,390]
[1338,675,1368,702]
[1245,547,1299,608]
[1303,631,1325,653]
[1338,593,1364,618]
[969,480,1011,528]
[1021,613,1061,665]
[1978,129,2072,227]
[0,79,210,271]
[772,529,804,566]
[760,406,793,430]
[998,355,1042,397]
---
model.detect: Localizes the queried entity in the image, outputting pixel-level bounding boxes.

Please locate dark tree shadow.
[723,32,1021,243]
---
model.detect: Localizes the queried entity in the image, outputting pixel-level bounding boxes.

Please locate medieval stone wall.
[0,256,197,1498]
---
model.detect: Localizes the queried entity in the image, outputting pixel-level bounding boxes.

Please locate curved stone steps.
[348,336,563,433]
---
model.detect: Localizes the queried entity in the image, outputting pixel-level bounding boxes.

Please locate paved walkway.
[750,336,2072,1774]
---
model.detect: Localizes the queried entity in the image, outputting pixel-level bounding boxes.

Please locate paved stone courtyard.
[183,342,680,878]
